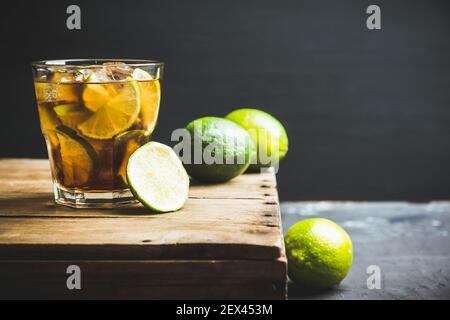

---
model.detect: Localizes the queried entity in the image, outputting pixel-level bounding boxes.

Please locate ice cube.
[51,71,77,83]
[103,62,133,81]
[86,68,110,82]
[74,69,94,82]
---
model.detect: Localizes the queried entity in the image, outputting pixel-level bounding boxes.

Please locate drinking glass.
[32,59,164,208]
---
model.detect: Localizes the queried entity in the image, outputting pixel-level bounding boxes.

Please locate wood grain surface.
[0,159,287,299]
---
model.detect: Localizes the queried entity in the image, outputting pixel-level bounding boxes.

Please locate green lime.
[284,218,353,288]
[127,141,189,212]
[182,117,254,182]
[55,125,98,187]
[225,108,288,170]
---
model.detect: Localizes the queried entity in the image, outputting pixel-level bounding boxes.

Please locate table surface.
[1,159,449,299]
[0,159,284,261]
[0,159,287,299]
[281,201,450,300]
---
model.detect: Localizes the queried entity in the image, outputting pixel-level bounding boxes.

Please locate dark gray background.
[0,0,449,201]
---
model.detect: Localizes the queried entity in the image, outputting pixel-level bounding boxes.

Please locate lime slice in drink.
[37,103,61,148]
[140,80,161,134]
[78,80,141,139]
[132,68,161,134]
[81,84,110,112]
[81,72,122,112]
[132,68,153,80]
[55,125,98,187]
[54,104,91,130]
[38,103,61,133]
[127,142,189,212]
[114,130,150,185]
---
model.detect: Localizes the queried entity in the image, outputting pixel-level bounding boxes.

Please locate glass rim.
[31,58,164,69]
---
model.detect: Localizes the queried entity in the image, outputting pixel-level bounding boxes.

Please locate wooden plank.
[0,159,283,261]
[0,158,286,298]
[0,159,277,200]
[0,210,281,260]
[0,196,278,218]
[0,259,287,299]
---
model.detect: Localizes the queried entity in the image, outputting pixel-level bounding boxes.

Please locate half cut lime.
[127,142,189,212]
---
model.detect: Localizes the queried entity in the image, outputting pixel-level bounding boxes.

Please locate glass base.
[53,184,138,209]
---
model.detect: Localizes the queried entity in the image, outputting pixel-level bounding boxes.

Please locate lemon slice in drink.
[38,103,61,133]
[78,80,141,139]
[55,125,98,187]
[37,103,61,149]
[81,84,110,112]
[54,104,91,130]
[114,130,150,185]
[81,72,118,112]
[132,68,153,80]
[132,68,161,134]
[127,142,189,212]
[140,80,161,133]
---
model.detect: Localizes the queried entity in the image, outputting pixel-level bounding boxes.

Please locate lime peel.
[226,108,288,170]
[284,218,353,288]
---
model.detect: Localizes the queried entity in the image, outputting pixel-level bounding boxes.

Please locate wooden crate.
[0,159,287,299]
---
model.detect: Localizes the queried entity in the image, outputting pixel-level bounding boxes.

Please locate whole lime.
[284,218,353,288]
[225,108,288,170]
[182,117,254,182]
